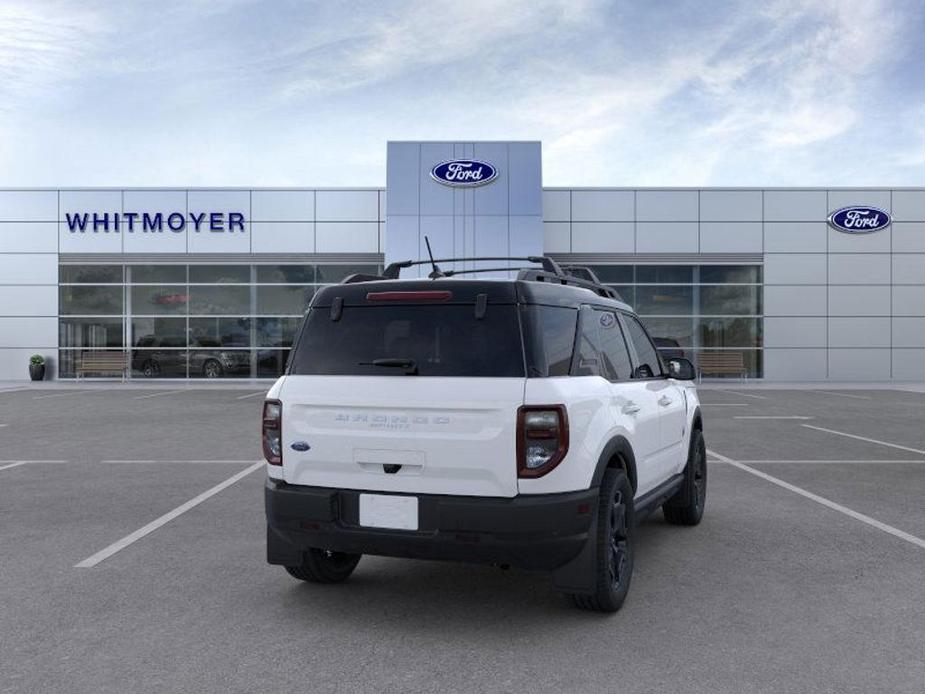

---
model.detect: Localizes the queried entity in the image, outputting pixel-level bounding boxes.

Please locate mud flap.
[551,509,599,596]
[267,525,303,566]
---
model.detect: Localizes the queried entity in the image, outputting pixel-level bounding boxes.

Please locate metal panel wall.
[3,183,925,381]
[0,192,58,379]
[0,187,386,380]
[547,186,925,381]
[384,142,543,274]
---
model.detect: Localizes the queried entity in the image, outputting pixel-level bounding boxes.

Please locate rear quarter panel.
[518,376,619,495]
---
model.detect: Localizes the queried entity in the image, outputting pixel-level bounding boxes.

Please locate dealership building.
[2,140,924,382]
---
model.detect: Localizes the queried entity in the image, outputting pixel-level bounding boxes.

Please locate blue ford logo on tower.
[430,159,498,187]
[828,206,891,233]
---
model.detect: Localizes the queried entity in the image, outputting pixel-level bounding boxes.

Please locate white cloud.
[0,0,920,186]
[697,0,901,149]
[277,0,602,98]
[527,0,914,184]
[0,2,106,108]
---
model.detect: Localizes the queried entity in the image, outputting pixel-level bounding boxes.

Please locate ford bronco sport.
[263,255,706,612]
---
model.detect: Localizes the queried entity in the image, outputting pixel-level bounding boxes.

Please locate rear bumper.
[265,479,597,571]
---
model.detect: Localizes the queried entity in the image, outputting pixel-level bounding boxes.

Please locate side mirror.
[666,357,696,381]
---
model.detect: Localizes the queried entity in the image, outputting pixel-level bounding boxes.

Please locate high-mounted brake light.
[262,399,282,465]
[517,405,569,478]
[366,291,453,302]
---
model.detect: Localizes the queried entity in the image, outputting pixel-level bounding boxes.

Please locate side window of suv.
[522,305,578,377]
[596,310,633,381]
[573,308,602,377]
[622,314,663,379]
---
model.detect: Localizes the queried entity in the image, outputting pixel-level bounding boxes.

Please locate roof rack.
[382,255,561,279]
[516,269,622,300]
[342,255,622,301]
[559,265,603,284]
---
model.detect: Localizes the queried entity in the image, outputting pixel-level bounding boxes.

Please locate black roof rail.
[341,273,388,284]
[517,269,622,301]
[557,265,624,300]
[559,265,603,284]
[382,256,562,279]
[344,255,623,302]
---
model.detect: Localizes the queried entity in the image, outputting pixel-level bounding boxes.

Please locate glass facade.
[588,264,763,378]
[58,263,378,379]
[58,261,761,379]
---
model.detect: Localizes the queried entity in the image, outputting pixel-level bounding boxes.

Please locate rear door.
[280,298,526,498]
[621,313,687,478]
[581,307,662,496]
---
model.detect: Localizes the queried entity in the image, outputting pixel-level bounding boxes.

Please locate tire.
[285,548,361,584]
[663,428,707,526]
[142,360,159,378]
[202,359,223,379]
[570,468,635,613]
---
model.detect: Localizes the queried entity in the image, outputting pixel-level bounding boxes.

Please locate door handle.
[658,395,673,407]
[622,402,641,415]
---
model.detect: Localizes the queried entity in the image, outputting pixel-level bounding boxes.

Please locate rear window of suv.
[289,304,526,377]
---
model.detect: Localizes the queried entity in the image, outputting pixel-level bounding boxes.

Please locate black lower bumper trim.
[265,479,597,571]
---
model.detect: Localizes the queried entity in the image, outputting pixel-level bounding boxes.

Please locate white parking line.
[0,460,68,471]
[730,459,925,464]
[0,387,28,394]
[734,415,814,420]
[74,461,263,568]
[713,389,767,400]
[235,391,267,400]
[802,424,925,456]
[133,390,188,400]
[807,390,871,400]
[0,462,29,472]
[707,448,925,551]
[0,423,8,427]
[33,391,90,400]
[101,459,259,464]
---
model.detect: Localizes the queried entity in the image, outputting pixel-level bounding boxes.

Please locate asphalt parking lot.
[1,385,924,693]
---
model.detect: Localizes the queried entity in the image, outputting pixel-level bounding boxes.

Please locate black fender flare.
[590,435,638,493]
[691,405,703,433]
[555,435,638,596]
[665,405,704,509]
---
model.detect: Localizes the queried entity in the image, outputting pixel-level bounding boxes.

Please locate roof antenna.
[424,235,445,279]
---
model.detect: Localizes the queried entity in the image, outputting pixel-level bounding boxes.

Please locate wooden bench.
[697,351,747,380]
[76,351,128,381]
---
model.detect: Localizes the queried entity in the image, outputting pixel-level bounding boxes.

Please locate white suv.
[263,256,706,612]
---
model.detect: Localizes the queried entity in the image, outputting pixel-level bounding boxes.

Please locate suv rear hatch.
[279,281,526,497]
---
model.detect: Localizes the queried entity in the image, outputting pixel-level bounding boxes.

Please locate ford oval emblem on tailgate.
[290,441,311,452]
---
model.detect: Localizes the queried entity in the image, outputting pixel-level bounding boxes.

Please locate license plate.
[359,494,419,530]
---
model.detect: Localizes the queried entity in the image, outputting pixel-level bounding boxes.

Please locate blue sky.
[2,0,923,186]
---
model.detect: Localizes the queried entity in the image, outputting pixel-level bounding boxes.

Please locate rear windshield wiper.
[358,358,419,375]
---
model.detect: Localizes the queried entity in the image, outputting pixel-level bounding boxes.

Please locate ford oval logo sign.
[430,159,498,188]
[828,206,891,234]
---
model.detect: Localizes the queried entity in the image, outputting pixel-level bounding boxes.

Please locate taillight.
[262,399,282,465]
[517,405,569,478]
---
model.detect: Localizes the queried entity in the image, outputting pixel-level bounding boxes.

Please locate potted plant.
[29,354,46,381]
